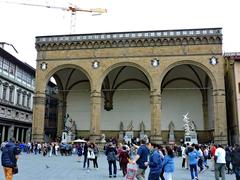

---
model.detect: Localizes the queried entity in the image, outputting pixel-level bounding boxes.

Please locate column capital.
[91,90,102,97]
[212,89,225,96]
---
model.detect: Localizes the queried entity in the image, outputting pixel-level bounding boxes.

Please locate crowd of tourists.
[1,138,240,180]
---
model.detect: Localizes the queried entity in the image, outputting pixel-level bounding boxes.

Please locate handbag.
[12,166,18,175]
[87,150,95,160]
[126,163,137,180]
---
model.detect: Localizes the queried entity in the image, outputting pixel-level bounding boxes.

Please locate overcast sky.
[0,0,239,68]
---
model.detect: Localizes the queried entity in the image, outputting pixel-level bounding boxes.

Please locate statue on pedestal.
[182,113,198,144]
[168,121,175,144]
[127,120,134,131]
[139,121,145,140]
[62,113,74,143]
[119,121,124,140]
[100,133,106,143]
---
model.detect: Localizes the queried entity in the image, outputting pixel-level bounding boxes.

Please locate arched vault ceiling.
[53,68,89,91]
[162,64,212,90]
[102,66,150,111]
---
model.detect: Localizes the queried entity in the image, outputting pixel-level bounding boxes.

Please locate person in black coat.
[83,142,89,168]
[231,144,240,180]
[1,138,20,179]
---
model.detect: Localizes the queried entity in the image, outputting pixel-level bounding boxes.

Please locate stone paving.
[0,152,235,180]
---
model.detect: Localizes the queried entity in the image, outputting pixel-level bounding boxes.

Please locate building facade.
[0,47,34,143]
[225,52,240,145]
[33,28,228,144]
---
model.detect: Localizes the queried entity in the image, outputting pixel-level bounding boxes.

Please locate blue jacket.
[163,155,174,173]
[188,151,198,165]
[148,149,162,174]
[1,142,19,167]
[136,144,149,169]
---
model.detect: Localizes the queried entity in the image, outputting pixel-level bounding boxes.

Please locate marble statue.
[100,133,106,143]
[140,121,145,132]
[120,121,124,131]
[168,121,175,144]
[182,112,198,144]
[64,113,73,132]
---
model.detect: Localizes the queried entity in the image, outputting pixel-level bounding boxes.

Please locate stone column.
[1,126,5,142]
[213,89,228,145]
[57,100,66,137]
[89,91,101,141]
[26,128,32,142]
[21,129,24,143]
[202,97,209,130]
[32,94,46,142]
[150,91,163,144]
[16,128,19,141]
[8,125,14,140]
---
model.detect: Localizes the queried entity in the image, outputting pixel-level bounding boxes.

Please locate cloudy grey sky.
[0,0,239,68]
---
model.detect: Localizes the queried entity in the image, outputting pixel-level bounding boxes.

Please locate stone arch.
[44,64,93,92]
[160,60,217,90]
[100,62,154,91]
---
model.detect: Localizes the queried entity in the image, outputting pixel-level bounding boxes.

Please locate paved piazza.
[0,153,235,180]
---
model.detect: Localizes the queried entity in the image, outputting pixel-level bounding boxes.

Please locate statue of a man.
[64,113,73,132]
[140,121,145,132]
[169,121,175,135]
[120,121,124,131]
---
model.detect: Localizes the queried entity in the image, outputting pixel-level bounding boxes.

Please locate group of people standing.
[104,139,175,180]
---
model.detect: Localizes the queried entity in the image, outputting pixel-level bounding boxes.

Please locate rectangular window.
[2,86,7,100]
[9,63,15,75]
[16,68,23,80]
[2,60,9,72]
[27,95,31,108]
[9,89,14,103]
[22,94,26,106]
[17,92,20,105]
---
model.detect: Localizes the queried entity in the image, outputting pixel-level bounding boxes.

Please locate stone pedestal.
[89,134,101,143]
[140,132,145,140]
[150,135,163,144]
[184,131,198,145]
[119,131,124,140]
[124,131,134,144]
[61,131,68,143]
[169,134,175,145]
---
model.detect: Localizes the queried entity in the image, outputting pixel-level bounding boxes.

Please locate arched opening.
[101,65,151,139]
[161,64,214,143]
[44,67,91,142]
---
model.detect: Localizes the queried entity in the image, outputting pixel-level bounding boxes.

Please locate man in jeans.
[1,138,20,180]
[132,139,149,180]
[214,144,226,180]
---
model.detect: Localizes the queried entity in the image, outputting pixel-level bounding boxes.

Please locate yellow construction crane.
[1,1,107,33]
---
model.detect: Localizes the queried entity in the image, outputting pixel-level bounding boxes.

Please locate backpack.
[107,150,116,161]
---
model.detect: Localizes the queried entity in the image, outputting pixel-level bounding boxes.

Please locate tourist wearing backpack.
[105,142,118,178]
[231,144,240,180]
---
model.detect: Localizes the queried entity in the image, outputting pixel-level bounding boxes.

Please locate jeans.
[163,172,173,180]
[190,164,198,180]
[136,168,145,180]
[93,157,98,168]
[215,163,226,180]
[233,166,240,180]
[3,167,13,180]
[108,160,117,177]
[148,172,160,180]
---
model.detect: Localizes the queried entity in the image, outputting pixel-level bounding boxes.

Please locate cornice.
[36,28,222,51]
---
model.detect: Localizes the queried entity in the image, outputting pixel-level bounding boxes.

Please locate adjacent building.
[0,47,35,143]
[225,52,240,144]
